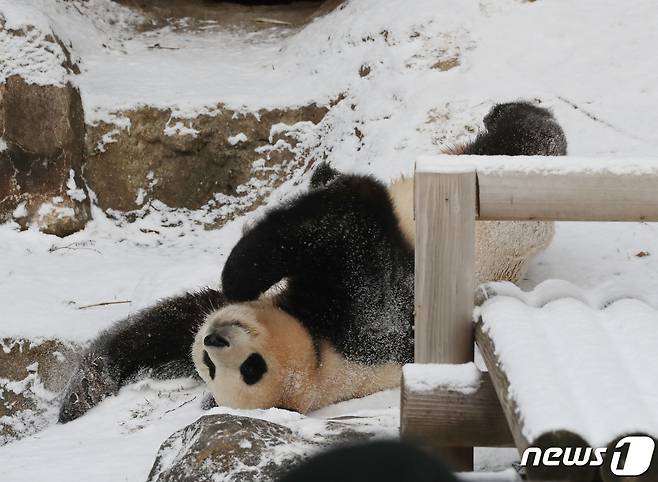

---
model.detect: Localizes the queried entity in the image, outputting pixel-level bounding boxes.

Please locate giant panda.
[58,101,566,422]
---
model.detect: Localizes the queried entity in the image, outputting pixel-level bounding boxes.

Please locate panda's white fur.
[388,176,415,248]
[192,300,401,413]
[386,175,555,284]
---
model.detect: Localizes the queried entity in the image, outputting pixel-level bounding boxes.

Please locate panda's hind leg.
[58,288,225,423]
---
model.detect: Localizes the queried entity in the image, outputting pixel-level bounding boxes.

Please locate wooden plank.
[474,322,527,451]
[475,321,598,482]
[405,167,476,470]
[400,366,514,448]
[477,172,658,222]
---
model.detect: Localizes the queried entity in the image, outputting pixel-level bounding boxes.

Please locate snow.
[228,132,248,146]
[416,157,476,174]
[66,170,87,202]
[2,0,658,479]
[478,284,658,448]
[418,155,658,176]
[11,202,27,219]
[163,121,199,138]
[0,1,70,86]
[403,362,481,395]
[0,212,246,342]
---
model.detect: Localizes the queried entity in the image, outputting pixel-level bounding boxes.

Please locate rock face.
[0,338,81,444]
[0,18,90,236]
[147,414,312,482]
[1,3,335,236]
[118,0,345,32]
[147,414,376,482]
[84,105,327,217]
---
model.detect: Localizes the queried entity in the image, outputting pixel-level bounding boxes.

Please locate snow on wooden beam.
[400,363,513,448]
[418,155,658,222]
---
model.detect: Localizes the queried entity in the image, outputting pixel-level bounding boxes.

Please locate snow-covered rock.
[147,414,315,482]
[0,10,89,235]
[0,338,81,445]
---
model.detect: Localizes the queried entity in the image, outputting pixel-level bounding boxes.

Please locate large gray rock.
[147,414,376,482]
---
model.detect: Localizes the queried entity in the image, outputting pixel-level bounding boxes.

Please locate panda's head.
[192,301,316,411]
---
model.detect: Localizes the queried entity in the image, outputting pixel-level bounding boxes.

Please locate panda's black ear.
[310,162,341,189]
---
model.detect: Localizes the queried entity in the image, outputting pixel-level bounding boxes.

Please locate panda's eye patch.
[203,350,216,380]
[240,353,267,385]
[204,333,230,348]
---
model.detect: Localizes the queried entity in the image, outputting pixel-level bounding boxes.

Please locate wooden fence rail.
[401,155,658,472]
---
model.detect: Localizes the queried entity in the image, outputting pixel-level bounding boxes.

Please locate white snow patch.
[135,188,146,206]
[37,202,74,220]
[66,169,86,202]
[12,202,28,219]
[0,138,7,152]
[163,121,198,138]
[95,129,120,153]
[228,132,248,146]
[403,363,482,395]
[421,155,658,177]
[0,1,69,86]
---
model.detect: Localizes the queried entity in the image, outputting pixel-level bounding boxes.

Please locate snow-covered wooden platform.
[476,281,658,481]
[402,156,658,478]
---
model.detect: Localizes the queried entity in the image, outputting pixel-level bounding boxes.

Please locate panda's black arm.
[58,288,226,423]
[221,174,393,302]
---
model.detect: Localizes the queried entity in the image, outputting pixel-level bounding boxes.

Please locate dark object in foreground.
[278,441,459,482]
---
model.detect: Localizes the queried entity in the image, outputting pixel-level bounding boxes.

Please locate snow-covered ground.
[2,0,658,480]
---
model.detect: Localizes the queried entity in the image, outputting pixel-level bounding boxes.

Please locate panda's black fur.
[58,101,566,423]
[457,102,567,156]
[221,164,415,366]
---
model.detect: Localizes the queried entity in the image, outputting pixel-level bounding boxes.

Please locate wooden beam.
[475,322,598,482]
[404,165,476,470]
[400,366,514,448]
[477,172,658,222]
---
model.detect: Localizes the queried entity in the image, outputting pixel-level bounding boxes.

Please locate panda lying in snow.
[58,102,566,422]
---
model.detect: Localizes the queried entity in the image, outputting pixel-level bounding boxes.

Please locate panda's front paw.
[58,352,120,423]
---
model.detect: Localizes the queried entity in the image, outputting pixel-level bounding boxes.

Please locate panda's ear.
[310,162,340,189]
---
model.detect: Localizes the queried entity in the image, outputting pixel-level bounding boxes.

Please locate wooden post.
[403,163,477,469]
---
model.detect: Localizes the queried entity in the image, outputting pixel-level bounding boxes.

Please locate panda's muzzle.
[204,333,230,348]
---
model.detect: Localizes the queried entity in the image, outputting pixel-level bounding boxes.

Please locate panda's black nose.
[204,333,230,348]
